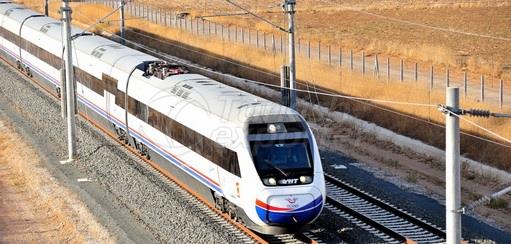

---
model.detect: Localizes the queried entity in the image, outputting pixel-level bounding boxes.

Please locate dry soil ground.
[0,120,113,243]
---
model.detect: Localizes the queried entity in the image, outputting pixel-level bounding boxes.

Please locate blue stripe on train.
[256,196,323,224]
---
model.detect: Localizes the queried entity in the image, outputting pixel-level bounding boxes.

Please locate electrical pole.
[284,0,296,110]
[61,0,77,162]
[445,87,461,244]
[119,0,126,44]
[44,0,49,16]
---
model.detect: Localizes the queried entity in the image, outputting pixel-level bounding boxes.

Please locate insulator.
[467,109,491,118]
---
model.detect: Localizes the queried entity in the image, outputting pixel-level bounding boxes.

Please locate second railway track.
[324,173,446,243]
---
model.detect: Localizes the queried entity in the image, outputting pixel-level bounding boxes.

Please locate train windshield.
[250,139,313,185]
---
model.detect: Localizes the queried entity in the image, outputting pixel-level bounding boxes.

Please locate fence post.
[228,25,231,41]
[481,75,485,102]
[272,34,275,53]
[208,21,211,35]
[328,45,332,65]
[400,59,404,82]
[362,51,365,75]
[202,19,205,35]
[339,47,342,67]
[170,10,174,27]
[221,24,224,40]
[164,11,167,27]
[256,30,259,48]
[500,79,504,108]
[263,32,267,50]
[248,29,251,45]
[374,54,380,80]
[241,27,244,43]
[446,69,450,87]
[308,40,311,60]
[235,26,238,42]
[430,66,434,91]
[349,49,353,71]
[463,71,468,98]
[387,57,390,82]
[415,63,418,82]
[318,41,321,62]
[298,39,301,54]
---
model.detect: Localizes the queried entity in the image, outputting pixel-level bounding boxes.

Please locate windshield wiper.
[263,160,288,178]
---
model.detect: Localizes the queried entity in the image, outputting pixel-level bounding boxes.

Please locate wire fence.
[87,0,510,109]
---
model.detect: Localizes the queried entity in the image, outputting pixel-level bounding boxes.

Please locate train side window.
[115,90,125,109]
[144,106,239,176]
[76,68,103,95]
[102,73,118,95]
[161,110,168,133]
[202,138,213,161]
[172,122,184,143]
[226,150,241,177]
[135,100,148,122]
[148,107,159,128]
[194,133,203,154]
[212,143,224,166]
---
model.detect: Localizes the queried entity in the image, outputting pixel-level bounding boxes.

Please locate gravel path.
[0,60,243,243]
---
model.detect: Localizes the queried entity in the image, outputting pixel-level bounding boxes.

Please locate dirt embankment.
[0,120,113,243]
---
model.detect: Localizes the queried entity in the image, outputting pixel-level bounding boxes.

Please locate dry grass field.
[137,0,511,79]
[15,0,511,172]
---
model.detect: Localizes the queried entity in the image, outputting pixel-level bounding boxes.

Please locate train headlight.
[263,177,277,185]
[299,176,312,184]
[267,123,286,134]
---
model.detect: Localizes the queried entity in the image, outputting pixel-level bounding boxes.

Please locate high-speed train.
[0,2,325,234]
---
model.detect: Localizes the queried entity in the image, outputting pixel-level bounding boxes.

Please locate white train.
[0,2,325,234]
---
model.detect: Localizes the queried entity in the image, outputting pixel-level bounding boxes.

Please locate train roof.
[1,3,300,124]
[144,73,299,124]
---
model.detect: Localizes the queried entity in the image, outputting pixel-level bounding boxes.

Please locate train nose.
[255,193,323,225]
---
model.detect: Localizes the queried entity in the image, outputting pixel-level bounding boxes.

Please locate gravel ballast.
[0,61,244,243]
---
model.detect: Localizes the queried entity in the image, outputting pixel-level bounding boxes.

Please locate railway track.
[260,232,322,244]
[324,173,446,244]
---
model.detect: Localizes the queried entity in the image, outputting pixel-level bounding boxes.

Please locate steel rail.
[324,173,446,243]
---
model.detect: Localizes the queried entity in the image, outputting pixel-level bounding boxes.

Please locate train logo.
[286,196,298,204]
